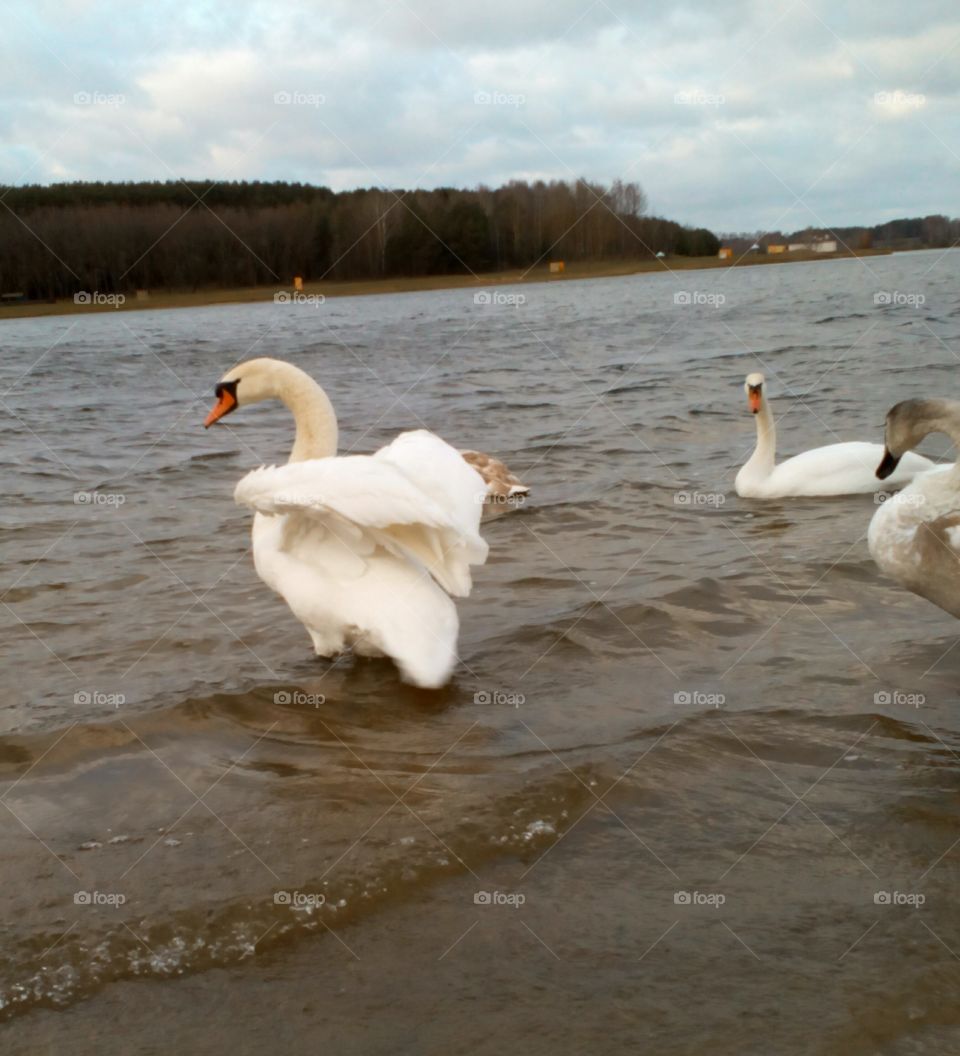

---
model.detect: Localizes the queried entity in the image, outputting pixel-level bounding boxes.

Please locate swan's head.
[744,372,765,414]
[877,398,953,479]
[204,357,293,427]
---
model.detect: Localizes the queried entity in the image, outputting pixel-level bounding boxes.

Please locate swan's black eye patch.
[876,447,901,480]
[215,379,239,400]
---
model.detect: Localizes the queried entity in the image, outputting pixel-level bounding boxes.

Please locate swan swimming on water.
[203,356,493,688]
[461,449,529,514]
[735,372,935,498]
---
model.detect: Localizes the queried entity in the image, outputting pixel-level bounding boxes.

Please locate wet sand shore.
[0,248,892,320]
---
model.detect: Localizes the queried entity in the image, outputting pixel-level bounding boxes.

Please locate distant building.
[718,247,733,259]
[549,261,565,274]
[766,244,786,254]
[788,243,809,252]
[811,240,838,253]
[749,242,761,252]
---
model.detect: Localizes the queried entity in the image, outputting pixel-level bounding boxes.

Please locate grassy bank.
[0,248,893,320]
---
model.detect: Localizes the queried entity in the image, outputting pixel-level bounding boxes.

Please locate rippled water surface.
[4,251,960,1054]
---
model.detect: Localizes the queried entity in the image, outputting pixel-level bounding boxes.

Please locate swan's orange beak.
[204,386,237,428]
[748,389,762,414]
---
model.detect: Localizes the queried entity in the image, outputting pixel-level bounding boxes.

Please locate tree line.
[722,215,960,254]
[0,179,720,299]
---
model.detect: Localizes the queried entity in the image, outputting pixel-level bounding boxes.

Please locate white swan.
[203,357,489,688]
[869,399,960,619]
[735,372,935,498]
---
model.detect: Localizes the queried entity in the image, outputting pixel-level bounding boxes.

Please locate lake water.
[3,250,960,1054]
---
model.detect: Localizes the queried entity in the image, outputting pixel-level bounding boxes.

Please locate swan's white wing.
[765,443,935,497]
[374,430,488,558]
[234,444,487,596]
[235,456,450,526]
[869,471,960,620]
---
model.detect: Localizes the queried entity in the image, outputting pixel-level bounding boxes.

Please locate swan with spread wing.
[204,357,492,688]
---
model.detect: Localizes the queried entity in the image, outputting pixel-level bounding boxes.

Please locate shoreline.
[0,247,894,320]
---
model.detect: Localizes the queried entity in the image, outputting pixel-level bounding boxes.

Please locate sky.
[3,0,959,232]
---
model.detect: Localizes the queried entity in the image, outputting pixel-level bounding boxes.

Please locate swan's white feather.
[868,464,960,618]
[737,441,935,498]
[373,430,488,562]
[234,430,489,687]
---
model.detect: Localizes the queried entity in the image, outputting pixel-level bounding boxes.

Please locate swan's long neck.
[744,396,776,476]
[269,365,338,462]
[909,404,960,480]
[928,409,960,449]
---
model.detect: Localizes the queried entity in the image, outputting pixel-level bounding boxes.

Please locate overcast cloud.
[3,0,959,231]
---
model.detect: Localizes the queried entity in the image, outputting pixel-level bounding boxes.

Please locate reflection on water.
[3,251,960,1051]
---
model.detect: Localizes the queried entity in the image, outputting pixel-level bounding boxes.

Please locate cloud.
[1,0,959,231]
